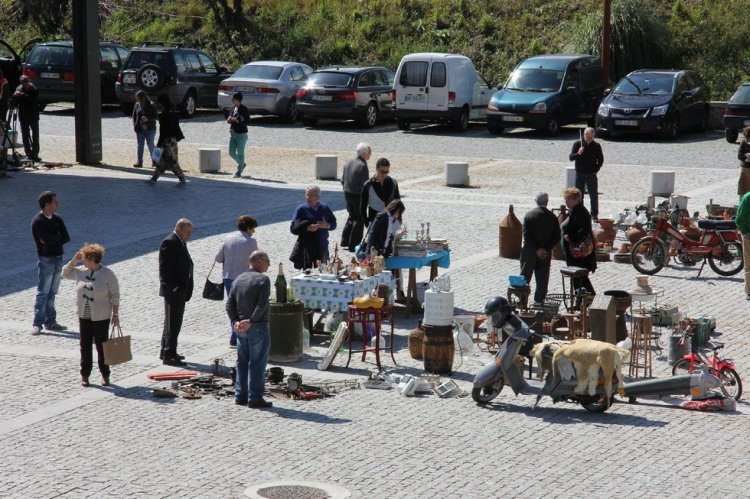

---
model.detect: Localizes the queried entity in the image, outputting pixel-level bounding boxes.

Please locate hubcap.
[141,69,158,88]
[367,105,376,126]
[186,95,195,115]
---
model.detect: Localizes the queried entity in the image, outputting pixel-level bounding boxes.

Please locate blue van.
[486,54,604,135]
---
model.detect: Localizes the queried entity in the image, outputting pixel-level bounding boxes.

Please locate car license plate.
[502,115,523,122]
[40,72,60,79]
[123,74,136,84]
[312,94,332,101]
[404,94,426,103]
[237,86,255,93]
[614,119,639,126]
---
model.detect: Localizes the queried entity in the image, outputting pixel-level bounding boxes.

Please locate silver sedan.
[217,61,313,123]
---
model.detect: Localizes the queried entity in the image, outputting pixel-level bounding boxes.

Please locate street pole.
[602,0,611,86]
[72,0,102,164]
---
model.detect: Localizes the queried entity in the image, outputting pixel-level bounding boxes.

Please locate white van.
[391,53,491,132]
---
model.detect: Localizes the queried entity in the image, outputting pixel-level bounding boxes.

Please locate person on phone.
[569,127,604,221]
[561,187,596,294]
[227,92,251,178]
[63,243,120,387]
[736,126,750,199]
[132,90,158,168]
[289,185,337,269]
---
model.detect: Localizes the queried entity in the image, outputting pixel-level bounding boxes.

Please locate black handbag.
[202,262,224,301]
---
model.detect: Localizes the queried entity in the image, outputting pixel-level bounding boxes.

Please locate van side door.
[559,62,582,124]
[396,60,429,111]
[578,59,604,121]
[426,59,449,113]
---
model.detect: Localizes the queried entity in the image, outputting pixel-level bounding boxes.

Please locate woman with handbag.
[146,94,187,187]
[63,243,120,387]
[560,187,596,294]
[214,214,258,346]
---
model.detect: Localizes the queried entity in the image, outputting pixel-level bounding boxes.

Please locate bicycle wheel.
[718,367,742,400]
[671,358,696,376]
[631,238,668,275]
[707,242,744,276]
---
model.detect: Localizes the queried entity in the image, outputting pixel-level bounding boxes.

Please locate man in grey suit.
[159,218,194,366]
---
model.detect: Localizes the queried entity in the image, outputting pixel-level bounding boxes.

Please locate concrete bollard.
[445,161,468,186]
[198,148,221,173]
[564,166,576,189]
[650,170,675,197]
[315,154,338,180]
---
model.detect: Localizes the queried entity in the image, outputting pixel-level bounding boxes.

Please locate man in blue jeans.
[225,250,272,408]
[31,191,71,335]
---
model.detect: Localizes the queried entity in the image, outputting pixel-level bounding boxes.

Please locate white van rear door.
[396,59,429,110]
[427,59,449,112]
[472,74,491,120]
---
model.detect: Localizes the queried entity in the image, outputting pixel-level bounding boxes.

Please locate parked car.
[296,66,395,128]
[115,44,231,117]
[723,82,750,143]
[596,69,710,139]
[486,54,604,135]
[392,53,491,132]
[21,40,129,109]
[217,61,312,122]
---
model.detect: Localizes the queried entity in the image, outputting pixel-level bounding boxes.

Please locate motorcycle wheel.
[707,242,744,276]
[579,394,612,413]
[471,378,505,404]
[630,238,669,275]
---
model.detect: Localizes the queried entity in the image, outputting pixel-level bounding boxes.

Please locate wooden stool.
[507,285,531,311]
[629,314,653,378]
[560,266,589,312]
[346,304,396,371]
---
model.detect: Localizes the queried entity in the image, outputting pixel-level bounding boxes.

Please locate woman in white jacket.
[63,243,120,387]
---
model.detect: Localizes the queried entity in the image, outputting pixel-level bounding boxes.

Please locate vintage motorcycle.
[472,297,723,413]
[630,215,743,276]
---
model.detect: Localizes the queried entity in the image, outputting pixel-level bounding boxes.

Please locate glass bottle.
[274,263,287,303]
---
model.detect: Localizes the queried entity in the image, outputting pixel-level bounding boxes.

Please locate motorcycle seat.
[697,219,736,231]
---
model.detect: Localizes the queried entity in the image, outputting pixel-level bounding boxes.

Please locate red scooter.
[630,215,743,276]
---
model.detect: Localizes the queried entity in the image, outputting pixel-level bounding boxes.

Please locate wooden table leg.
[429,261,439,281]
[406,268,422,314]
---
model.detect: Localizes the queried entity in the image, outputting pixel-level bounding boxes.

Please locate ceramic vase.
[594,218,617,244]
[627,222,647,244]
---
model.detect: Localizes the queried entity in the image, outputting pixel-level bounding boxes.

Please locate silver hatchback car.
[217,61,313,123]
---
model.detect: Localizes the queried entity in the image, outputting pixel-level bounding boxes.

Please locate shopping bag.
[571,234,594,258]
[103,324,132,366]
[151,147,163,164]
[202,262,224,301]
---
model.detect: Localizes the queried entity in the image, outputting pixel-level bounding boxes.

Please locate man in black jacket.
[159,218,194,365]
[360,158,401,226]
[31,191,70,335]
[340,142,370,251]
[569,127,604,221]
[520,192,561,305]
[13,75,40,161]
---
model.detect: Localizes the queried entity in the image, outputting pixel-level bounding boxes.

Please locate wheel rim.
[708,242,744,276]
[288,101,297,121]
[366,104,377,126]
[631,239,667,274]
[670,119,679,138]
[461,111,468,129]
[185,95,196,115]
[141,69,158,88]
[548,117,560,134]
[719,368,742,400]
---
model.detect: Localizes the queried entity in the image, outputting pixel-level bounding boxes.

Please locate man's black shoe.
[235,399,248,406]
[247,398,273,408]
[176,354,186,360]
[163,357,187,367]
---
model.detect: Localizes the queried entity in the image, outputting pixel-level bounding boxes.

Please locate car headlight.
[651,104,669,117]
[597,104,609,117]
[529,102,546,114]
[488,99,499,112]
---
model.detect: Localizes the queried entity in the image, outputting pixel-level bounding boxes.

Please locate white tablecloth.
[290,272,394,312]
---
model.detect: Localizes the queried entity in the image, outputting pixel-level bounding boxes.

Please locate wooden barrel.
[422,324,455,374]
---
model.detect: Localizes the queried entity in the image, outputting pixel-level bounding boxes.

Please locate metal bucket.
[269,301,304,362]
[422,324,454,374]
[668,335,691,365]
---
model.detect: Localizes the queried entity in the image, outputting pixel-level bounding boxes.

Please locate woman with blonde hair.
[560,187,596,294]
[63,243,120,387]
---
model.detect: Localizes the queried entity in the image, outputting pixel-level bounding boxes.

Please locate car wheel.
[726,128,739,144]
[487,124,504,135]
[282,99,298,123]
[546,113,561,135]
[180,91,197,118]
[359,102,378,128]
[700,107,709,131]
[302,116,318,127]
[136,64,165,91]
[120,103,134,116]
[452,108,469,132]
[666,115,680,140]
[397,119,410,131]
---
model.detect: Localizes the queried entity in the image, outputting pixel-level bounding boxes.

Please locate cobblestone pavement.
[1,122,749,498]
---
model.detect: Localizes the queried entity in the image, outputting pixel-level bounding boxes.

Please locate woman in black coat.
[560,187,596,294]
[360,199,405,259]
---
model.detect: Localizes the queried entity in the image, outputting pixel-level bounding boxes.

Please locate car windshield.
[27,46,73,66]
[614,75,675,95]
[125,51,169,70]
[505,68,563,92]
[730,85,750,104]
[232,65,283,80]
[307,72,353,88]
